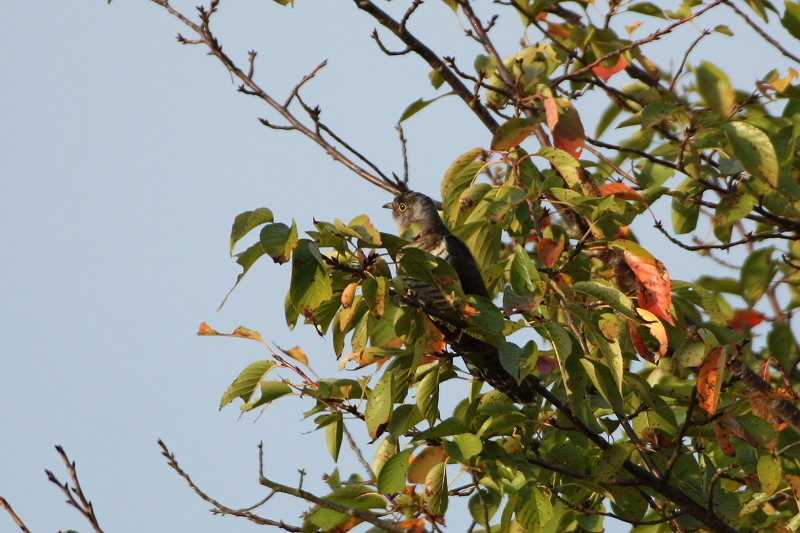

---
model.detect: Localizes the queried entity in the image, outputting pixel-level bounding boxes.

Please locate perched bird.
[384,190,536,403]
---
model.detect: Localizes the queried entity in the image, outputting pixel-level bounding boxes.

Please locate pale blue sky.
[1,1,795,532]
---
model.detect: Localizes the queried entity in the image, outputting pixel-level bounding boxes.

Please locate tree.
[8,0,800,531]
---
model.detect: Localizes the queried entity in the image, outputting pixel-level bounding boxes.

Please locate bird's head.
[383,191,447,237]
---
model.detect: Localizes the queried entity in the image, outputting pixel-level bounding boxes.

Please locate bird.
[384,190,536,403]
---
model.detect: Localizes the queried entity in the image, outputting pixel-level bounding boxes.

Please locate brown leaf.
[327,517,362,533]
[698,346,725,414]
[784,474,800,508]
[714,416,737,457]
[407,446,448,484]
[537,236,565,268]
[535,355,559,376]
[544,97,585,158]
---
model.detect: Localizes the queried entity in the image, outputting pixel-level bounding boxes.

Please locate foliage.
[140,0,800,532]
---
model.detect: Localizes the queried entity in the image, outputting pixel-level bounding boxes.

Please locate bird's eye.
[398,203,407,212]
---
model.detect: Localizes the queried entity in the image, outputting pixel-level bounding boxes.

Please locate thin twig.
[45,446,104,533]
[669,30,711,93]
[0,498,31,533]
[343,423,376,481]
[395,124,409,184]
[723,0,800,65]
[159,439,301,531]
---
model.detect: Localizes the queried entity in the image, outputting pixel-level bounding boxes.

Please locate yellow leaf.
[281,346,308,366]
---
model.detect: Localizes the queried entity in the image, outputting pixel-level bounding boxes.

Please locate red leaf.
[537,237,565,268]
[727,309,765,331]
[698,346,725,414]
[599,182,644,202]
[591,55,629,82]
[610,240,674,325]
[536,355,559,376]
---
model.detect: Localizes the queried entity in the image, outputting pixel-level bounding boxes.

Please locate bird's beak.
[382,202,393,209]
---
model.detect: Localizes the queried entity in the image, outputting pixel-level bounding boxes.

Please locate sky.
[0,1,796,532]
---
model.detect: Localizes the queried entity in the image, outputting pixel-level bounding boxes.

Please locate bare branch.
[159,439,302,531]
[670,30,711,93]
[723,0,800,65]
[0,498,31,533]
[45,446,104,533]
[395,124,409,184]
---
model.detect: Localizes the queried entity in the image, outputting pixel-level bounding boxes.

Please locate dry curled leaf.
[698,346,725,415]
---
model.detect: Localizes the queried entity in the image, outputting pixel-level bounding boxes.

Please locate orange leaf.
[546,22,571,39]
[714,416,737,457]
[628,309,668,363]
[407,446,448,484]
[341,282,358,308]
[727,309,765,331]
[232,326,263,341]
[537,237,565,268]
[197,321,220,335]
[698,346,725,414]
[544,97,585,158]
[598,182,644,202]
[424,316,446,356]
[591,55,629,82]
[327,517,363,533]
[610,240,674,325]
[396,518,427,533]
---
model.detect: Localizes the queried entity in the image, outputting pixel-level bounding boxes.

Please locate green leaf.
[348,215,382,246]
[491,117,542,151]
[572,281,640,320]
[417,367,440,426]
[290,240,333,319]
[377,448,413,494]
[627,2,667,17]
[362,277,390,318]
[476,411,526,439]
[424,462,448,516]
[442,433,483,463]
[596,442,635,480]
[537,321,574,362]
[429,69,445,89]
[230,208,273,254]
[399,93,454,123]
[468,488,501,527]
[498,341,538,385]
[695,61,735,116]
[510,245,539,294]
[537,147,581,188]
[782,0,800,40]
[740,247,775,305]
[721,121,779,187]
[365,372,394,440]
[326,416,344,462]
[414,417,467,440]
[220,360,277,409]
[671,177,703,234]
[641,103,677,129]
[673,343,706,367]
[757,453,781,495]
[244,380,293,411]
[260,221,298,264]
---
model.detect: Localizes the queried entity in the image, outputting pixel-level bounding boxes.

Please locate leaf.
[698,346,725,414]
[640,102,678,130]
[782,0,800,41]
[326,416,344,462]
[414,417,467,440]
[757,453,781,495]
[377,448,413,494]
[596,442,635,480]
[671,177,703,234]
[544,97,585,158]
[365,372,393,440]
[416,368,440,426]
[362,277,389,319]
[197,321,220,335]
[696,61,735,116]
[220,360,277,409]
[279,346,309,366]
[572,281,640,321]
[784,474,800,509]
[720,121,779,187]
[396,518,426,533]
[348,215,382,246]
[407,446,448,484]
[491,117,542,151]
[442,434,482,463]
[399,93,454,122]
[627,2,667,17]
[511,245,540,294]
[260,221,298,264]
[629,308,668,363]
[591,55,629,82]
[714,417,737,457]
[609,240,674,325]
[598,182,644,201]
[537,147,582,188]
[290,241,333,319]
[468,488,502,527]
[727,309,765,331]
[740,247,776,305]
[423,462,448,517]
[537,236,565,268]
[230,208,274,254]
[498,341,538,385]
